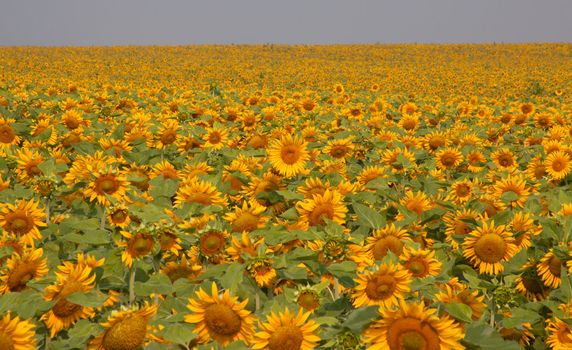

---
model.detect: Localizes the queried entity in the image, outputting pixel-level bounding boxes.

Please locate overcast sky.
[0,0,570,46]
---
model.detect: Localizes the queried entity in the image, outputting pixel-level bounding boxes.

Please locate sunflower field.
[0,44,571,349]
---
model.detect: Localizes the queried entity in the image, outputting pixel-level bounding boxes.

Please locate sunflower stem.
[45,198,50,224]
[100,206,106,230]
[489,296,495,328]
[255,293,260,311]
[333,278,340,300]
[129,266,136,306]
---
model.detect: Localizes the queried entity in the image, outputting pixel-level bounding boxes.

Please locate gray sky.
[0,0,571,46]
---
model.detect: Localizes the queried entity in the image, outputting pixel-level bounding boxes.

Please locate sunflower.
[537,250,564,288]
[0,248,48,294]
[149,160,179,180]
[382,148,416,174]
[435,148,463,170]
[491,148,517,170]
[251,308,320,350]
[41,264,96,337]
[226,232,265,262]
[492,175,530,208]
[399,190,432,217]
[363,300,464,350]
[117,231,155,268]
[181,161,212,180]
[0,117,20,149]
[0,312,37,349]
[296,190,347,228]
[84,167,129,206]
[365,223,411,261]
[297,177,331,199]
[62,110,85,130]
[545,151,572,180]
[247,258,277,288]
[155,119,179,149]
[515,271,550,301]
[509,212,541,249]
[467,151,486,172]
[435,283,485,321]
[462,220,518,275]
[224,200,269,233]
[499,322,534,347]
[357,166,386,189]
[174,178,226,207]
[525,155,547,180]
[0,199,46,245]
[106,205,131,228]
[400,248,442,278]
[88,303,158,350]
[203,127,228,150]
[160,253,202,283]
[267,134,309,177]
[546,318,572,350]
[446,178,478,205]
[14,148,44,183]
[352,262,411,309]
[198,230,229,260]
[323,137,354,159]
[185,282,256,347]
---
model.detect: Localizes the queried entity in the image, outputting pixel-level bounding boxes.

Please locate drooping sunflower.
[382,148,416,174]
[357,166,386,189]
[352,262,411,309]
[41,264,96,337]
[435,148,463,170]
[362,300,464,350]
[400,248,442,278]
[0,199,46,245]
[296,190,347,228]
[435,283,485,321]
[185,282,256,347]
[84,167,129,206]
[251,308,320,350]
[224,200,269,233]
[174,178,226,207]
[399,190,432,217]
[515,268,551,301]
[226,232,265,262]
[116,230,155,268]
[499,322,534,347]
[365,223,411,261]
[160,253,202,283]
[247,258,277,288]
[545,151,572,180]
[88,303,158,350]
[0,312,37,349]
[537,250,564,288]
[546,318,572,350]
[267,134,310,177]
[462,220,518,275]
[0,248,49,294]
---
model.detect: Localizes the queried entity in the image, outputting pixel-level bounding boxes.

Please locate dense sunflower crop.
[0,44,571,349]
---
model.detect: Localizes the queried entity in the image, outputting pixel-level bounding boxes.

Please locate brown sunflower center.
[297,291,320,310]
[498,155,513,167]
[455,184,471,197]
[166,266,194,282]
[454,221,471,235]
[402,119,416,130]
[26,164,42,177]
[232,212,259,232]
[281,145,302,165]
[548,256,562,277]
[387,318,440,350]
[200,232,225,255]
[440,154,457,167]
[473,233,507,263]
[521,276,544,294]
[187,192,214,205]
[268,325,304,350]
[372,236,404,260]
[551,159,567,172]
[533,165,546,179]
[330,146,349,158]
[95,176,119,194]
[428,138,444,150]
[204,304,242,337]
[7,263,37,292]
[111,210,128,223]
[407,259,428,277]
[0,125,15,144]
[160,131,177,145]
[308,203,334,226]
[102,314,148,350]
[52,298,83,318]
[6,214,33,234]
[0,331,14,350]
[131,236,153,256]
[208,132,221,144]
[365,274,396,300]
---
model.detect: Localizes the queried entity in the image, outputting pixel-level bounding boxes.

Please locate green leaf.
[62,230,110,245]
[158,322,196,346]
[352,203,385,229]
[445,302,473,323]
[327,261,357,279]
[38,158,56,175]
[341,306,378,332]
[500,191,520,203]
[135,274,173,296]
[149,177,179,198]
[67,291,109,308]
[276,190,304,201]
[502,308,542,328]
[464,322,521,350]
[220,263,244,292]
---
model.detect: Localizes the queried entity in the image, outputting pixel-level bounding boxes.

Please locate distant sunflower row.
[0,44,571,349]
